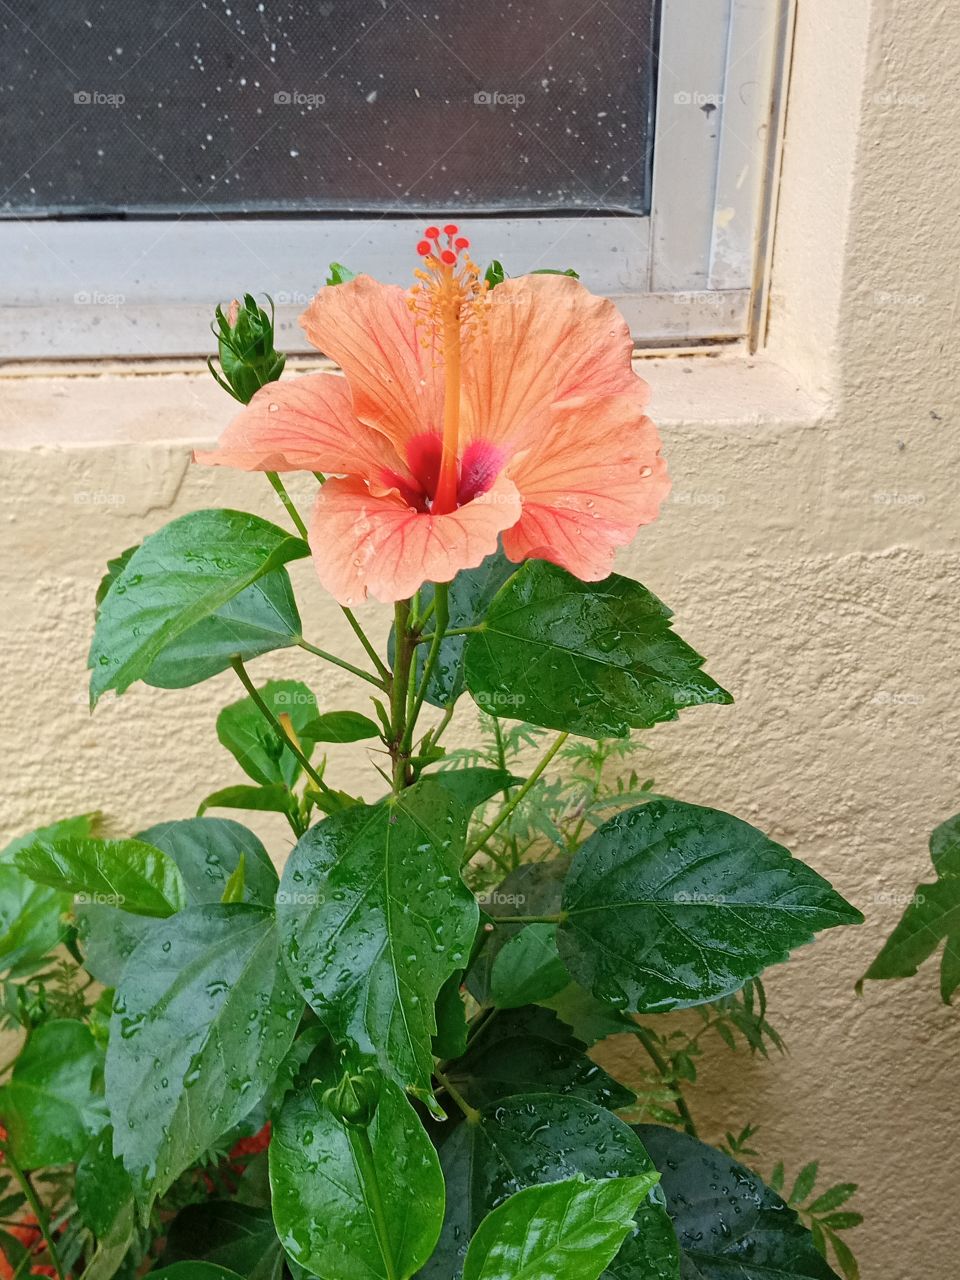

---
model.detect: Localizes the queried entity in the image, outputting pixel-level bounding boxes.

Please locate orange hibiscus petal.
[503,393,669,581]
[194,373,401,478]
[309,473,522,606]
[462,274,648,451]
[300,275,443,454]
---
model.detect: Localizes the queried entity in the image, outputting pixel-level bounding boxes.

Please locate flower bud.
[322,1067,381,1128]
[208,293,286,404]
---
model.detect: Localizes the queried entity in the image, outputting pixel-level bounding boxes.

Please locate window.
[0,0,790,359]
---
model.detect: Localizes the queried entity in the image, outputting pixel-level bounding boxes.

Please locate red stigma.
[425,225,440,239]
[443,223,459,236]
[440,249,457,266]
[416,240,432,256]
[454,236,470,250]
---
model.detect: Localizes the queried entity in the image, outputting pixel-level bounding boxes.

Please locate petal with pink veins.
[194,372,402,478]
[309,472,522,606]
[461,274,649,453]
[502,394,669,581]
[300,275,444,455]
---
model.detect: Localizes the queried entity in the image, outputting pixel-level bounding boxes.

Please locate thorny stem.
[230,656,335,798]
[0,1143,65,1280]
[631,1025,699,1137]
[464,732,569,860]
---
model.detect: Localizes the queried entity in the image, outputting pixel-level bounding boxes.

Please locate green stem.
[465,731,569,860]
[266,471,310,540]
[230,656,335,798]
[389,600,417,791]
[493,719,521,868]
[296,638,384,689]
[434,1068,481,1124]
[351,1127,400,1280]
[341,607,390,681]
[0,1143,65,1280]
[631,1025,699,1137]
[415,622,481,644]
[401,584,449,756]
[420,701,456,758]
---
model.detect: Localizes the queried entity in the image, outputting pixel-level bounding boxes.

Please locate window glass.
[1,0,657,218]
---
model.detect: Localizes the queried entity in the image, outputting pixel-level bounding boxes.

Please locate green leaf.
[0,1019,105,1167]
[433,971,469,1059]
[447,1006,635,1111]
[637,1125,838,1278]
[198,784,295,820]
[789,1162,819,1205]
[490,923,570,1008]
[88,509,309,704]
[462,1174,657,1280]
[14,836,187,918]
[221,853,246,904]
[467,859,568,1006]
[463,563,731,738]
[270,1044,444,1280]
[819,1213,862,1232]
[806,1183,857,1215]
[105,904,300,1200]
[142,569,303,691]
[150,1267,245,1280]
[164,1202,284,1280]
[431,767,525,818]
[217,680,317,787]
[75,1126,134,1241]
[824,1230,859,1280]
[299,710,381,743]
[95,545,138,612]
[326,262,357,285]
[276,781,476,1103]
[861,811,960,1002]
[422,1092,678,1280]
[76,904,150,986]
[137,817,279,907]
[0,814,97,976]
[391,548,518,708]
[558,799,863,1013]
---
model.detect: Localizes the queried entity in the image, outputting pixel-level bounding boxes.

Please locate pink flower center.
[381,433,505,513]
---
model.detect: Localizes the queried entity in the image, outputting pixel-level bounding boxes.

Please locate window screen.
[1,0,657,218]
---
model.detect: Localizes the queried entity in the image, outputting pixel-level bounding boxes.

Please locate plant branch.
[295,638,385,689]
[464,731,569,859]
[631,1025,699,1137]
[401,584,450,756]
[230,656,335,797]
[434,1068,481,1124]
[0,1143,65,1280]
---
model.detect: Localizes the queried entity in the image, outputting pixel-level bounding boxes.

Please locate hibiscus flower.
[195,226,669,606]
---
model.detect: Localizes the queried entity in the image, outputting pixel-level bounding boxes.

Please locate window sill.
[0,350,828,453]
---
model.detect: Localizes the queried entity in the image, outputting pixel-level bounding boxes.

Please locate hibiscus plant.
[0,230,865,1280]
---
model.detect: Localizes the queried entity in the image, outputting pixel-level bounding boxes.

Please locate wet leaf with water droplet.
[105,904,300,1202]
[464,561,732,738]
[270,1041,443,1280]
[461,1173,658,1280]
[276,781,475,1106]
[559,799,863,1013]
[421,1092,678,1280]
[0,1019,106,1167]
[637,1126,838,1278]
[88,509,309,704]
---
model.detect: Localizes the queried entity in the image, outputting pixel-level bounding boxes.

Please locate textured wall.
[1,0,958,1274]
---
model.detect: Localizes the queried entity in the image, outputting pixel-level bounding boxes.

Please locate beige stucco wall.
[1,0,958,1273]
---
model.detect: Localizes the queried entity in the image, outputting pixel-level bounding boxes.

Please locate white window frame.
[0,0,790,360]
